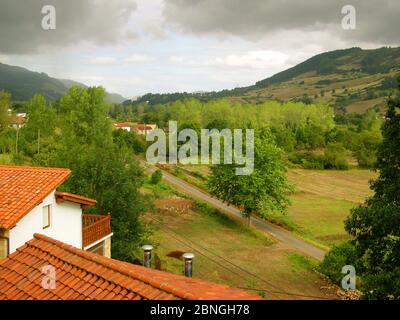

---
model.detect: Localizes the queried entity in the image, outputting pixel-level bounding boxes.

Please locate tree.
[344,77,400,299]
[208,129,293,225]
[0,91,11,130]
[353,129,382,168]
[112,128,146,154]
[19,95,57,160]
[43,86,150,263]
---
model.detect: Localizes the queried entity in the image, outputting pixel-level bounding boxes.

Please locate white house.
[9,115,26,129]
[0,165,113,260]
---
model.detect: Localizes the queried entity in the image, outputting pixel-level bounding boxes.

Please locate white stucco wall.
[9,190,83,253]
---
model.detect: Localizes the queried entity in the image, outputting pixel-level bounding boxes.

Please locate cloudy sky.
[0,0,399,98]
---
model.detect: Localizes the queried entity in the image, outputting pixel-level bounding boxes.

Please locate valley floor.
[146,206,340,300]
[286,169,376,247]
[157,164,376,248]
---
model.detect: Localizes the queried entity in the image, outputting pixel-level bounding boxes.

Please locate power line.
[149,215,286,292]
[148,216,281,298]
[148,215,331,300]
[235,287,331,300]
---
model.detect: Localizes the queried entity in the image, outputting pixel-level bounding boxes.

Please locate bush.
[318,241,358,285]
[150,169,162,184]
[323,143,349,170]
[288,151,325,169]
[355,146,377,168]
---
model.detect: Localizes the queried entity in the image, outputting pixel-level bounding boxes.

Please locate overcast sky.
[0,0,399,98]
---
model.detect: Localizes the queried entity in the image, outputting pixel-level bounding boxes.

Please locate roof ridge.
[0,165,70,172]
[0,167,72,229]
[32,234,197,300]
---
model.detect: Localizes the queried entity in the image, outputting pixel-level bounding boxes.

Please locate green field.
[146,200,339,300]
[157,165,376,248]
[286,169,376,247]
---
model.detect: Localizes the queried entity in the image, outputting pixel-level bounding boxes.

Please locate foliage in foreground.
[321,78,400,299]
[318,242,358,285]
[6,86,151,263]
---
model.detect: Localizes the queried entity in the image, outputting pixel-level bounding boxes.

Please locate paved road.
[145,163,326,261]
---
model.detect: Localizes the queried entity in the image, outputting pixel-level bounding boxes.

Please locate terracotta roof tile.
[0,234,260,300]
[55,192,96,208]
[0,165,71,229]
[112,122,131,128]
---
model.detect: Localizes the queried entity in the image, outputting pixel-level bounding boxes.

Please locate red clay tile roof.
[112,122,131,128]
[10,115,26,125]
[0,165,71,229]
[0,234,260,300]
[55,192,97,209]
[136,124,155,130]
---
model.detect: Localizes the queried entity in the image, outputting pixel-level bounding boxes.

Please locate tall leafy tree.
[345,77,400,299]
[208,129,293,224]
[19,95,57,160]
[0,91,11,130]
[44,86,150,262]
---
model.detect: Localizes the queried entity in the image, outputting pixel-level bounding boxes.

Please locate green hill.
[0,62,127,103]
[246,47,400,113]
[132,47,400,114]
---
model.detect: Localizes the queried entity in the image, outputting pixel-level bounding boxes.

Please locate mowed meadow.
[286,169,376,247]
[141,166,376,299]
[158,164,376,249]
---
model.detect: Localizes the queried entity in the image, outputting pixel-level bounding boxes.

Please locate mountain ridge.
[0,62,127,104]
[131,47,400,113]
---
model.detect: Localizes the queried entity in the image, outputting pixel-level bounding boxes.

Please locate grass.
[141,179,180,198]
[0,154,13,165]
[147,202,339,300]
[347,97,386,113]
[156,165,375,248]
[236,68,398,113]
[285,168,376,247]
[288,193,354,246]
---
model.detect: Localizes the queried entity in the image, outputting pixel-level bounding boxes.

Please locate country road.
[144,163,326,261]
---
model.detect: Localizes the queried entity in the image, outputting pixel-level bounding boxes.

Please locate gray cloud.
[0,0,137,54]
[163,0,400,45]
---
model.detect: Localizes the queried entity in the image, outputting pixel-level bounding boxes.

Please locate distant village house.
[112,122,132,132]
[135,123,157,135]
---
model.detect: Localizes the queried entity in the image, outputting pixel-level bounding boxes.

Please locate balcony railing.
[82,214,111,248]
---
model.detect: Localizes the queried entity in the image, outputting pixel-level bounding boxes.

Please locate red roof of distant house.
[0,234,260,300]
[112,122,131,128]
[136,124,155,130]
[10,116,26,125]
[55,192,97,209]
[0,166,71,229]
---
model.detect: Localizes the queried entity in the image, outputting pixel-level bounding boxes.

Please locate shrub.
[288,151,325,169]
[150,169,162,184]
[318,241,358,285]
[323,143,349,170]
